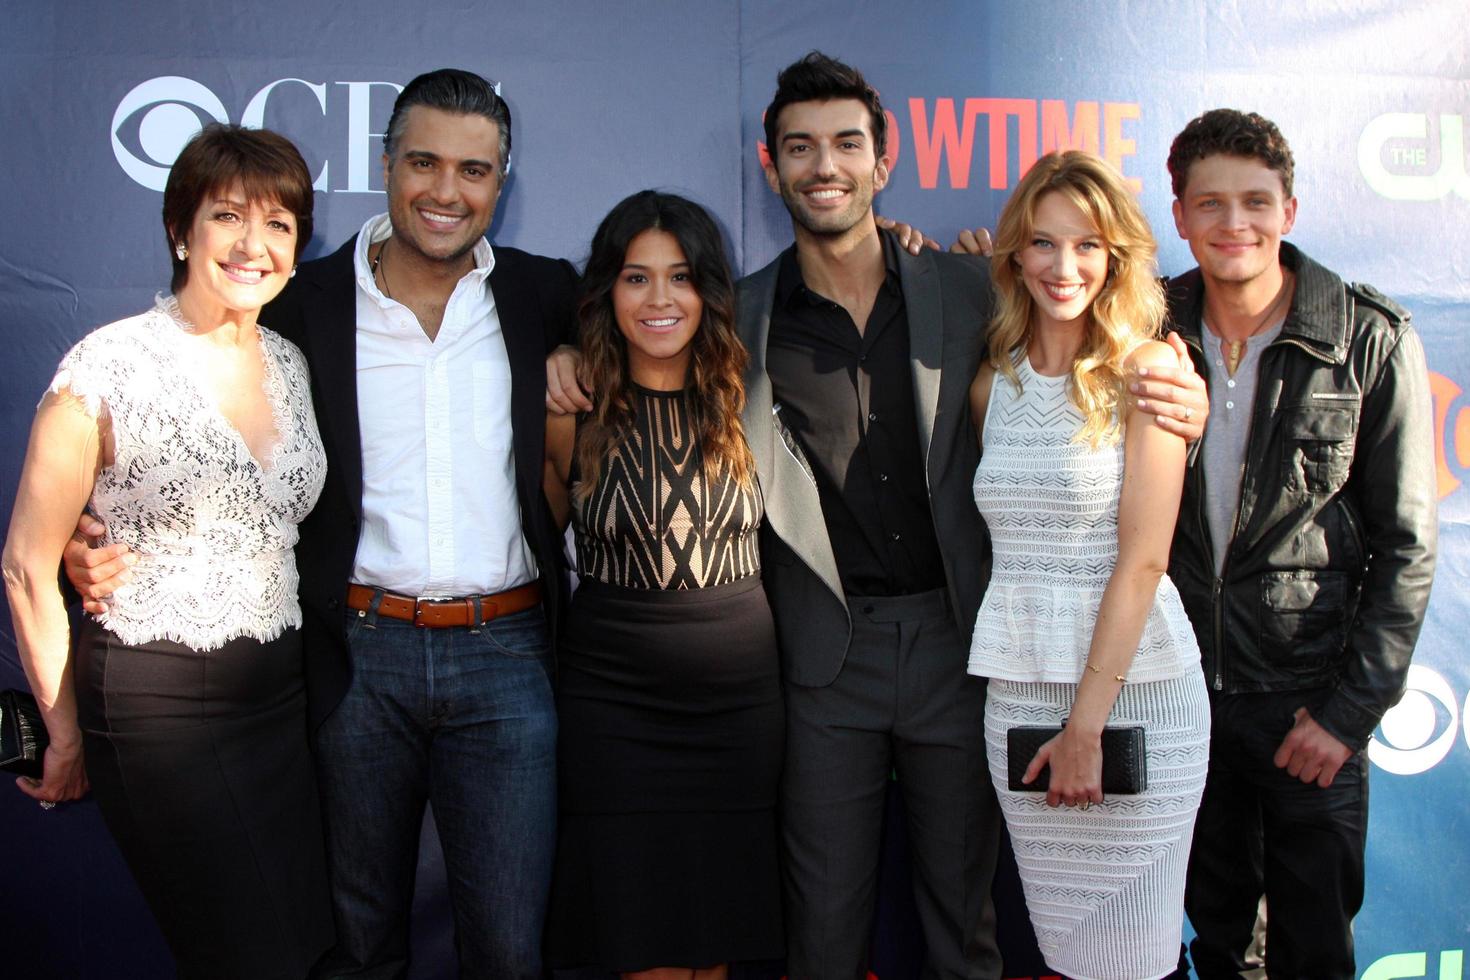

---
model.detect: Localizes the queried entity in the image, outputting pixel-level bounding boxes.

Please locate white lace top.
[967,356,1199,684]
[49,297,326,650]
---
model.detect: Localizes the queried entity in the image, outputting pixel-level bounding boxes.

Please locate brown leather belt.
[346,582,542,628]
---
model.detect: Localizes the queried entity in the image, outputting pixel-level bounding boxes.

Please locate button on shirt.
[350,214,536,596]
[1200,315,1285,576]
[765,238,945,596]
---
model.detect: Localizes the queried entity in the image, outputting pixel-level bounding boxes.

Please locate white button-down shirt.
[349,214,536,597]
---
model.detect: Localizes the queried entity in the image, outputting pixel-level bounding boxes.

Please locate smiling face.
[1172,153,1296,289]
[175,183,297,323]
[612,229,703,391]
[383,105,503,265]
[1016,191,1110,337]
[763,97,888,239]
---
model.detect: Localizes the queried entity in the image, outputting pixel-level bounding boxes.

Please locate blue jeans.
[311,606,557,980]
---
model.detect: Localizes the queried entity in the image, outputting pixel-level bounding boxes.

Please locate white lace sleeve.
[47,333,114,419]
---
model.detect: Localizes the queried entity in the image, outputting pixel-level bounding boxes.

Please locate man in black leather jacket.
[1164,109,1437,979]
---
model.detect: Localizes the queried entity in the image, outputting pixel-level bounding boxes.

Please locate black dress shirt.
[765,234,946,596]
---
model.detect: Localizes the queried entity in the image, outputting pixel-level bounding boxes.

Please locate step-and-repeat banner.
[2,2,1465,977]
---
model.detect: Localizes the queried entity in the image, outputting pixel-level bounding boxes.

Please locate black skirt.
[74,617,334,980]
[548,575,784,971]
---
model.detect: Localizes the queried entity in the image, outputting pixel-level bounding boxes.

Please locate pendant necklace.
[1222,270,1293,377]
[371,241,393,300]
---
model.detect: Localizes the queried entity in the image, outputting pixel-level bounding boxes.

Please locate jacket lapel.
[899,246,943,472]
[301,238,365,521]
[487,252,545,511]
[739,260,845,603]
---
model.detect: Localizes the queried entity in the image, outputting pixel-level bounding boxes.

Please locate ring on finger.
[39,800,56,811]
[1184,406,1194,421]
[1080,800,1090,811]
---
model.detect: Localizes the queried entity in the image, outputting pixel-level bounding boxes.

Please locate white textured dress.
[967,356,1209,980]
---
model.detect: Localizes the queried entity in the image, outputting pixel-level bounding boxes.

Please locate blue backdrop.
[3,2,1466,977]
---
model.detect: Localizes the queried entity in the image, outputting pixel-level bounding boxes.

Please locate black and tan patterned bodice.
[573,386,762,590]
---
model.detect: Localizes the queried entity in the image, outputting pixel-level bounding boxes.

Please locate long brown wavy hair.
[989,150,1166,446]
[574,191,754,500]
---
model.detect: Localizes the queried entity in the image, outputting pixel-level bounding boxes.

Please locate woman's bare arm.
[1022,341,1189,807]
[543,410,577,530]
[2,390,105,804]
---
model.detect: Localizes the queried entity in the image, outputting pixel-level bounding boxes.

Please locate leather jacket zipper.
[1187,328,1283,692]
[1339,497,1366,565]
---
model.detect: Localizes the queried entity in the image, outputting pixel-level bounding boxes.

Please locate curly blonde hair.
[989,151,1165,445]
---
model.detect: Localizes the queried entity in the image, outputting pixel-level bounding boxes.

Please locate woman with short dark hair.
[2,123,333,979]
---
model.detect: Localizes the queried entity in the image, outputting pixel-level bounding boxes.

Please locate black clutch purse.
[1,688,49,779]
[1006,724,1147,795]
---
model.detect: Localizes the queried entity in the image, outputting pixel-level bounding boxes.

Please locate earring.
[175,243,188,261]
[290,266,298,278]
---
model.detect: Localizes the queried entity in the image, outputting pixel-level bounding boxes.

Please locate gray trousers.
[780,588,1003,980]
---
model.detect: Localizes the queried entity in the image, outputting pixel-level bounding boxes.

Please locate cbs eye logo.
[111,77,230,191]
[111,75,417,194]
[1367,664,1464,776]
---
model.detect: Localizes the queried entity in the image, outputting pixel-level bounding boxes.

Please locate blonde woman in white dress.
[966,150,1209,980]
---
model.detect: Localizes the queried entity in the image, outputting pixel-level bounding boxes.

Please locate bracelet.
[1085,662,1127,683]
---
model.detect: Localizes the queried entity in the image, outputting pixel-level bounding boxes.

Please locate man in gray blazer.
[740,52,1001,980]
[742,53,1207,979]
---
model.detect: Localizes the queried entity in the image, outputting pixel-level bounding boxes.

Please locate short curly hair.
[1167,109,1294,199]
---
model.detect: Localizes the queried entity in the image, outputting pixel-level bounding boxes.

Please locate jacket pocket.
[1280,402,1357,494]
[1258,570,1348,670]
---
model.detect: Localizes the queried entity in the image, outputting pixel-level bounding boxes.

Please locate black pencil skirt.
[547,576,785,971]
[74,617,334,980]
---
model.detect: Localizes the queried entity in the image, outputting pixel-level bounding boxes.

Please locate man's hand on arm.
[873,215,939,254]
[1273,707,1354,788]
[62,513,133,616]
[545,344,592,415]
[949,227,994,257]
[1129,332,1209,441]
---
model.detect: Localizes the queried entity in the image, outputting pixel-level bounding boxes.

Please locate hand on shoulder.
[1127,335,1208,440]
[1125,339,1180,374]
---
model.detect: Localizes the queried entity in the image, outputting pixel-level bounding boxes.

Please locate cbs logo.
[1367,664,1466,776]
[111,75,438,193]
[1358,112,1470,202]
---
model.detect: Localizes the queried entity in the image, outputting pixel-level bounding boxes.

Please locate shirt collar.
[352,213,496,304]
[774,228,902,311]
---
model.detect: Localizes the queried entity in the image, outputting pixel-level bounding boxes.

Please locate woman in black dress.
[544,191,783,980]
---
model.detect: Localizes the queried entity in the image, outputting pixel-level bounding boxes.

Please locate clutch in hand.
[1006,724,1147,795]
[0,689,49,779]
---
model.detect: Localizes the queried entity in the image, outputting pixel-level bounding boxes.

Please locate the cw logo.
[1358,113,1470,201]
[1428,371,1470,499]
